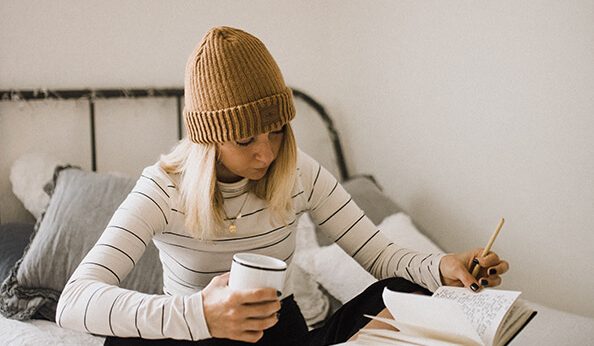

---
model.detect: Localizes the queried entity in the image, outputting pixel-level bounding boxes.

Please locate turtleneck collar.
[217,177,250,198]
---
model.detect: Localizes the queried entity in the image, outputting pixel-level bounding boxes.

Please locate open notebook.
[358,287,537,346]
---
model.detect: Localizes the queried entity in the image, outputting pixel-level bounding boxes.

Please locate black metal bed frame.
[0,88,350,181]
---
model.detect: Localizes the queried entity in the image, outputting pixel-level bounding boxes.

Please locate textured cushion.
[0,167,163,321]
[0,223,35,283]
[293,213,331,326]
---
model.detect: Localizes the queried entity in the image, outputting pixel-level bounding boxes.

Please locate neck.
[216,163,243,183]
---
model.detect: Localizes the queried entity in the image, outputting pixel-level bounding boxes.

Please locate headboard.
[0,87,350,224]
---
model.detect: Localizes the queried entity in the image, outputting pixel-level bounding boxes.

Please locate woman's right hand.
[201,272,281,343]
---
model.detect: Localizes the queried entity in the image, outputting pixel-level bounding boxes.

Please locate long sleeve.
[55,166,211,340]
[300,152,445,292]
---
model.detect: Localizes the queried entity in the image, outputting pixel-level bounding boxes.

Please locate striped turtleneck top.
[56,149,444,341]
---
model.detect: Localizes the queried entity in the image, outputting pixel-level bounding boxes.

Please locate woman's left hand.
[439,248,509,291]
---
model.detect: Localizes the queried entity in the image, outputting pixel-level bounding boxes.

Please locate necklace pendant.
[228,223,237,233]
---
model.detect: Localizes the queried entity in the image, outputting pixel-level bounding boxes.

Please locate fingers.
[478,260,509,288]
[231,287,279,304]
[472,252,507,275]
[441,250,509,292]
[202,277,281,342]
[471,252,509,288]
[475,252,500,268]
[224,300,279,343]
[228,288,281,319]
[453,265,481,292]
[487,260,510,276]
[237,299,281,320]
[478,275,502,288]
[243,312,279,331]
[210,272,230,287]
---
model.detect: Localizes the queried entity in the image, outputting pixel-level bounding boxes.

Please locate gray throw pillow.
[0,167,163,321]
[342,175,401,225]
[0,223,35,283]
[316,175,402,246]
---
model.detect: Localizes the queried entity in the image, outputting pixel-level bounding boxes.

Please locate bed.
[1,87,593,345]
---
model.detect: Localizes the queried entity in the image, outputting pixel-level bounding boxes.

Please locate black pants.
[104,278,430,346]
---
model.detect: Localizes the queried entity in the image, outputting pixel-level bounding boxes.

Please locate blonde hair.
[159,124,297,239]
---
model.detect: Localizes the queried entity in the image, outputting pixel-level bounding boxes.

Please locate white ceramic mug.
[228,253,287,292]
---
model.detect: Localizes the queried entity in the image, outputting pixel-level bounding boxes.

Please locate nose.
[254,137,275,166]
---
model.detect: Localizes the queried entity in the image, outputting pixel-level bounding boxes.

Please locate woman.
[56,26,509,345]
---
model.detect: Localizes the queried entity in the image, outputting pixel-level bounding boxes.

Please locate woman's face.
[216,125,285,183]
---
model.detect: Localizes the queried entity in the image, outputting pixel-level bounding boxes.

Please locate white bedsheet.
[0,314,103,346]
[511,301,594,345]
[3,303,594,346]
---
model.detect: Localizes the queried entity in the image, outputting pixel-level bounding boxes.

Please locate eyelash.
[235,128,284,147]
[235,139,254,147]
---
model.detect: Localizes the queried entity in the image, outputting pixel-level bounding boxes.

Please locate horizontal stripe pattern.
[56,149,443,342]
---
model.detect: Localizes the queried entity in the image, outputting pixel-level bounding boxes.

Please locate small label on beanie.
[259,104,279,127]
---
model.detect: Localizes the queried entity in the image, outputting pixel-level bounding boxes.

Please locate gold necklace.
[224,193,249,233]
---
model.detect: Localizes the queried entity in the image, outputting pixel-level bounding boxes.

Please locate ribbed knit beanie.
[183,26,295,144]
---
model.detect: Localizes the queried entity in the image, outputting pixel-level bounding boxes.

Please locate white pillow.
[380,213,443,254]
[295,212,445,304]
[10,153,65,220]
[284,264,329,327]
[295,212,320,251]
[289,213,330,326]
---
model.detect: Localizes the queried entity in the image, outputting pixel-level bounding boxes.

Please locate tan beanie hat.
[183,26,295,144]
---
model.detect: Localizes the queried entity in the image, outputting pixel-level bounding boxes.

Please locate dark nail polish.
[488,268,497,275]
[470,283,479,291]
[276,312,280,319]
[480,279,489,287]
[472,258,480,265]
[276,290,282,297]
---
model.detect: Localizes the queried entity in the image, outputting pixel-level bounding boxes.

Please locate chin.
[249,168,269,181]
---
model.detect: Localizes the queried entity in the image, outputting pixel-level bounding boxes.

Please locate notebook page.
[496,300,536,345]
[358,328,463,346]
[432,287,520,346]
[382,288,483,345]
[363,315,482,346]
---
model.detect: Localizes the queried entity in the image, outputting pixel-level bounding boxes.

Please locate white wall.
[1,0,593,318]
[332,1,594,319]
